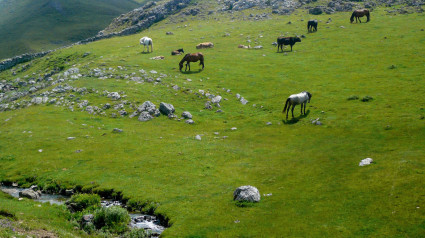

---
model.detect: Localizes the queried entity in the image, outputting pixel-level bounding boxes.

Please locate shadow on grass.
[140,52,153,54]
[276,50,294,53]
[180,69,203,74]
[234,201,256,208]
[282,110,310,125]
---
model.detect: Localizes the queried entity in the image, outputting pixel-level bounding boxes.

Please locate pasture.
[1,8,425,237]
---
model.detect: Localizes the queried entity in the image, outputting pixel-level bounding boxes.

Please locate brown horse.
[350,9,370,23]
[179,53,204,71]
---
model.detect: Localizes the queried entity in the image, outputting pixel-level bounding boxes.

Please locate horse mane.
[179,54,189,65]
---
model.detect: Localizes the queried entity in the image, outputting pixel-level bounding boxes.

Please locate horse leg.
[300,103,303,115]
[286,105,290,120]
[303,102,306,114]
[291,105,295,118]
[359,17,362,23]
[290,45,293,52]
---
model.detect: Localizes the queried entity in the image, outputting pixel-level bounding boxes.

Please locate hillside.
[1,0,425,237]
[0,0,146,60]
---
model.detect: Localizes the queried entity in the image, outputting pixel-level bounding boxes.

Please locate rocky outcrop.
[98,0,191,36]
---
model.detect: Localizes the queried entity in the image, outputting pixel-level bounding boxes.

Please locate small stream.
[1,186,166,235]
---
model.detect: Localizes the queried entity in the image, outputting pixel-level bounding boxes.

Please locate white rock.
[359,158,373,166]
[195,135,202,140]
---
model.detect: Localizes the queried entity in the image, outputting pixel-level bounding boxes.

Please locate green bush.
[66,194,101,212]
[93,206,130,234]
[123,228,152,238]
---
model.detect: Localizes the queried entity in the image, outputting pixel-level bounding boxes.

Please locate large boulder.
[19,188,41,199]
[233,185,260,202]
[159,102,175,116]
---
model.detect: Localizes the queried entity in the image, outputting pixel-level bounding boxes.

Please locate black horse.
[277,37,301,52]
[308,20,318,32]
[171,48,184,55]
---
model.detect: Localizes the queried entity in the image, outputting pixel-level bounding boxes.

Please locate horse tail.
[199,53,204,66]
[283,98,290,113]
[350,12,355,23]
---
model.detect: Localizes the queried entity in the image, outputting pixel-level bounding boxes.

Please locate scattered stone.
[231,127,237,130]
[107,92,121,100]
[67,137,76,140]
[38,149,43,152]
[359,158,373,166]
[240,97,248,105]
[311,118,322,125]
[150,70,158,74]
[233,185,260,202]
[388,64,397,69]
[185,119,194,124]
[204,101,213,110]
[266,122,272,125]
[211,95,222,104]
[182,111,193,119]
[173,85,180,90]
[195,135,202,140]
[216,109,223,113]
[253,45,263,49]
[112,128,123,133]
[166,32,174,35]
[309,7,323,15]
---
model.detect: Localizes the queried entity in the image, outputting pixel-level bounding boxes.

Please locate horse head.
[306,92,312,103]
[178,48,184,53]
[295,37,301,42]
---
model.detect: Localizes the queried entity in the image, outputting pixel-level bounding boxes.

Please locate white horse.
[140,36,153,52]
[282,91,312,120]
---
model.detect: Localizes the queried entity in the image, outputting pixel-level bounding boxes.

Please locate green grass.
[1,6,425,237]
[0,192,90,237]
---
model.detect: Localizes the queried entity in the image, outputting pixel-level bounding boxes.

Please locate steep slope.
[0,0,145,60]
[0,2,425,237]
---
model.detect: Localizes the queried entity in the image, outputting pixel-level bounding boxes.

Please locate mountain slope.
[0,0,145,60]
[0,2,425,237]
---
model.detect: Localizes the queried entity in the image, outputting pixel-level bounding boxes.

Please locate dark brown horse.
[179,53,204,71]
[350,9,370,23]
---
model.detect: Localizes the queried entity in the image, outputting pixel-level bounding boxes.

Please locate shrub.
[93,206,130,234]
[123,228,152,238]
[66,194,101,212]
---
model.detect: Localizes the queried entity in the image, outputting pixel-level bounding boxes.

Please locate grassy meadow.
[1,7,425,237]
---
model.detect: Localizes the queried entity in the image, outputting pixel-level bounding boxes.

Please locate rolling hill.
[0,0,148,60]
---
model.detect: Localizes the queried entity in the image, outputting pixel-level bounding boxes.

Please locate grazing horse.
[179,53,204,71]
[308,20,318,32]
[140,36,153,52]
[171,48,184,55]
[277,37,301,52]
[282,91,312,120]
[350,9,370,23]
